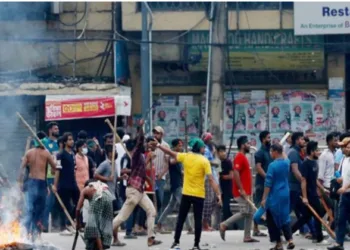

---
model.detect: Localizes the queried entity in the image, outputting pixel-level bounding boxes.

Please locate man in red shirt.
[219,136,259,243]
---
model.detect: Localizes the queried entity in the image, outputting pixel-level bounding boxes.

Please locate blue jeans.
[158,187,192,229]
[43,178,55,230]
[155,179,166,223]
[23,179,47,235]
[336,193,350,246]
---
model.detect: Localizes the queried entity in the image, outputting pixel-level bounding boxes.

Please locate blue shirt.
[254,145,273,189]
[288,146,303,191]
[265,158,291,228]
[204,145,219,183]
[335,148,343,165]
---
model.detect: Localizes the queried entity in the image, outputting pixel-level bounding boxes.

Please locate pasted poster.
[178,106,200,137]
[269,90,327,103]
[271,133,284,145]
[313,101,335,132]
[246,102,268,132]
[154,106,178,137]
[269,103,292,133]
[291,102,313,132]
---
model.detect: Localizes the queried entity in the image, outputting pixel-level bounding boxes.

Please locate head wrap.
[87,140,96,149]
[201,132,213,143]
[189,138,205,150]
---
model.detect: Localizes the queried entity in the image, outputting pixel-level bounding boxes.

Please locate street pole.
[209,2,227,143]
[141,3,151,134]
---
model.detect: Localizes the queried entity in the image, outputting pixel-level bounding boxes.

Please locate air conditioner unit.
[51,2,61,14]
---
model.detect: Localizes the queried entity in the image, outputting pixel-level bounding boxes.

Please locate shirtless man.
[18,139,56,239]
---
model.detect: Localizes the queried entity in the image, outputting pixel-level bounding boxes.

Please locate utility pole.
[141,3,151,133]
[209,2,227,143]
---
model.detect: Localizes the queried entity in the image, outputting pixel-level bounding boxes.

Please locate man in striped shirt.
[152,126,170,221]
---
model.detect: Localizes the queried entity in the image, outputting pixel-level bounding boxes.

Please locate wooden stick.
[105,118,131,159]
[300,196,336,239]
[111,115,117,182]
[184,101,188,152]
[52,185,84,241]
[25,136,32,152]
[245,197,266,220]
[16,113,85,241]
[320,196,334,225]
[16,112,45,148]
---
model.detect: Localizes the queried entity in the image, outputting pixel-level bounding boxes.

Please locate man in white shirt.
[318,133,338,190]
[328,137,350,250]
[152,126,170,221]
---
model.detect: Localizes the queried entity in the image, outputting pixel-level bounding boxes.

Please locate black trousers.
[266,209,292,243]
[222,192,232,222]
[57,187,80,230]
[291,196,325,242]
[174,195,204,247]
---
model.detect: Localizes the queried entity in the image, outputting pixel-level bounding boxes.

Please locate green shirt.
[42,137,59,179]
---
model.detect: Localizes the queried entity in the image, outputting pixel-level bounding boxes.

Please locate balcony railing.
[137,2,293,12]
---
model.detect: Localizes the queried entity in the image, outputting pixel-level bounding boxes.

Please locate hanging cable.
[58,2,87,27]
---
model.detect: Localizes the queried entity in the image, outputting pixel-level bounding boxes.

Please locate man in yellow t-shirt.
[150,137,222,250]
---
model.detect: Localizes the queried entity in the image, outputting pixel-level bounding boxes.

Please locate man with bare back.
[18,139,56,239]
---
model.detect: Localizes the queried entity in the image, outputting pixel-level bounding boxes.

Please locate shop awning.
[45,95,131,121]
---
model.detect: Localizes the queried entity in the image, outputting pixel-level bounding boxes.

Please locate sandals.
[148,238,162,247]
[243,238,259,243]
[253,231,268,237]
[111,241,126,247]
[287,242,295,250]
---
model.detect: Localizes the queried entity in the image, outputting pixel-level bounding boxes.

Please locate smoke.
[0,2,56,77]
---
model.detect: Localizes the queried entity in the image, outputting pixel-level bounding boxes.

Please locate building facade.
[122,1,346,146]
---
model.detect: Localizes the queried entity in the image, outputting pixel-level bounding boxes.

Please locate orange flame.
[0,220,22,246]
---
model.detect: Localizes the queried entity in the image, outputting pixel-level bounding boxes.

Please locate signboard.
[294,2,350,35]
[187,30,324,71]
[45,95,131,121]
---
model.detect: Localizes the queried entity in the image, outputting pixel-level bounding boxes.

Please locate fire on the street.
[0,220,22,247]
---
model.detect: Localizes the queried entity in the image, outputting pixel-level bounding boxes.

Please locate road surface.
[41,230,349,250]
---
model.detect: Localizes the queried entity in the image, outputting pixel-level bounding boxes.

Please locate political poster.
[246,101,268,133]
[291,102,313,132]
[269,103,292,133]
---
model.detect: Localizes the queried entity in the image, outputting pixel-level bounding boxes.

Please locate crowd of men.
[13,119,350,250]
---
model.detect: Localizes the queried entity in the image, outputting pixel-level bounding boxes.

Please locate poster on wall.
[291,102,313,132]
[178,106,200,137]
[154,106,179,137]
[269,90,327,103]
[269,103,291,133]
[271,133,284,145]
[313,101,335,132]
[246,101,268,132]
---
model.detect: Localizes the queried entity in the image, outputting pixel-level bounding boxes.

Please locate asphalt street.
[41,230,349,250]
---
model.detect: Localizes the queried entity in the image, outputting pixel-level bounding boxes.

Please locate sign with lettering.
[187,30,324,71]
[294,2,350,35]
[45,95,132,121]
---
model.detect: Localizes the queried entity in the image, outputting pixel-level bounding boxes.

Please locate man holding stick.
[149,137,222,250]
[219,136,259,243]
[112,120,162,247]
[291,141,330,246]
[18,138,56,239]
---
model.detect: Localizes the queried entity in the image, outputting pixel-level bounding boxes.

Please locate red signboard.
[45,96,116,121]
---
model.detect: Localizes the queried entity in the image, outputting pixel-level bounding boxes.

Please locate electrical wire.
[163,16,207,43]
[59,2,88,27]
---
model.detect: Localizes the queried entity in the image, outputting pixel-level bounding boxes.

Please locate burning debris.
[0,187,59,250]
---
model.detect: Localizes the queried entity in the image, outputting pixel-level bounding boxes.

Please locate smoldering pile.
[0,187,59,250]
